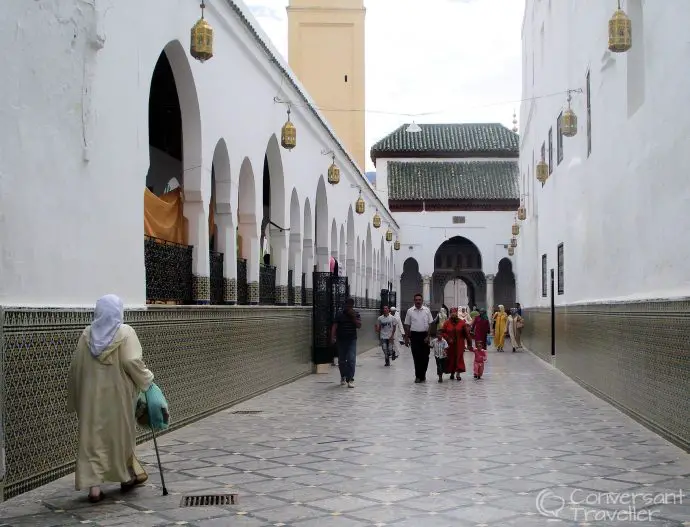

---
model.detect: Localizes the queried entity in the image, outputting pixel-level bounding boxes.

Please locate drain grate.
[230,410,263,414]
[181,494,238,507]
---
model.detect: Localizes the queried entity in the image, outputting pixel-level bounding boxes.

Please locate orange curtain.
[144,188,188,245]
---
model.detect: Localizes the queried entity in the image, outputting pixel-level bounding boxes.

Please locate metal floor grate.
[181,494,238,507]
[230,410,263,414]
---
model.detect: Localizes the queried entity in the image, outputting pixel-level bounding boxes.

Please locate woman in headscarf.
[435,307,448,331]
[440,307,470,380]
[508,308,524,352]
[492,304,508,352]
[67,295,155,502]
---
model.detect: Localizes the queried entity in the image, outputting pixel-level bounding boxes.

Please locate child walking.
[375,305,397,366]
[471,308,491,379]
[430,332,449,383]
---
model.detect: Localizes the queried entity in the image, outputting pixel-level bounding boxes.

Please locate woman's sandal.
[120,474,149,493]
[88,491,105,503]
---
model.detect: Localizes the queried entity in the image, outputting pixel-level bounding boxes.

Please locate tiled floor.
[1,347,689,526]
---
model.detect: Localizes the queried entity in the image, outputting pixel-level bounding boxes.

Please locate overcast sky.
[244,0,525,171]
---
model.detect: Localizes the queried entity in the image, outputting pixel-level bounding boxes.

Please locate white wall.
[0,0,397,307]
[392,209,515,279]
[517,0,690,308]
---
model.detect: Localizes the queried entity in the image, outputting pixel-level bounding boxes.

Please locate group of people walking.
[332,295,525,387]
[369,294,525,384]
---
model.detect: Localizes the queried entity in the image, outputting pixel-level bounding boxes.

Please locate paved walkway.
[1,347,689,527]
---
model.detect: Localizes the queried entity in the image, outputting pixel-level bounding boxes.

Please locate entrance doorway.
[444,278,469,308]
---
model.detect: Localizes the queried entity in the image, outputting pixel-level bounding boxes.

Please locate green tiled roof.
[388,160,519,201]
[371,123,519,161]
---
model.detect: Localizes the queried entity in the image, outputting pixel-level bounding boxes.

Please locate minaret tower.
[287,0,366,171]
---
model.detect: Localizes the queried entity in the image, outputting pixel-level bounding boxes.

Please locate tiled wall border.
[522,300,690,452]
[0,305,313,501]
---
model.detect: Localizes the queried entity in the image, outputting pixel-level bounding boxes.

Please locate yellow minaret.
[287,0,366,171]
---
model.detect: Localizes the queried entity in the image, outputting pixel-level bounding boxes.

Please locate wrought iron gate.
[312,272,350,364]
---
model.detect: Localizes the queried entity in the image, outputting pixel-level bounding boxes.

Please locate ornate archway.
[431,236,486,312]
[494,257,516,308]
[400,257,422,314]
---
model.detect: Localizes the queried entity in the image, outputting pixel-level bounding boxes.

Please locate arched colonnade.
[144,42,394,306]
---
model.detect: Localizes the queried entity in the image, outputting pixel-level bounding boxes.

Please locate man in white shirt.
[404,293,434,383]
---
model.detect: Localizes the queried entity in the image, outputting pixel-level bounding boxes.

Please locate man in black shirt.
[331,298,361,388]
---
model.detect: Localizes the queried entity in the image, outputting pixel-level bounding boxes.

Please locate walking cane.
[144,390,169,496]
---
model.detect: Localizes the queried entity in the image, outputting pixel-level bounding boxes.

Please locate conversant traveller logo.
[535,488,685,522]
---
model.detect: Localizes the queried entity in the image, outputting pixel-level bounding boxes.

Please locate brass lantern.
[281,107,296,150]
[517,205,527,221]
[508,246,515,256]
[385,228,393,242]
[327,154,340,185]
[510,237,517,248]
[536,159,549,184]
[190,2,214,62]
[394,239,401,251]
[608,1,632,53]
[372,211,381,229]
[355,192,365,215]
[512,222,520,236]
[561,91,578,137]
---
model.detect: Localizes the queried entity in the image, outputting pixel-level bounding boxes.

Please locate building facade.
[372,124,520,314]
[517,0,690,450]
[287,0,366,171]
[0,0,393,500]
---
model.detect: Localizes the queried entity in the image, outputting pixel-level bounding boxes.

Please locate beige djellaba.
[67,324,154,490]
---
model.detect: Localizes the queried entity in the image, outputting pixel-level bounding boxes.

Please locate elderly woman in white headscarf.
[67,294,154,503]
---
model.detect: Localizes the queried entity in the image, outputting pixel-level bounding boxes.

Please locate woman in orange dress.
[441,307,470,381]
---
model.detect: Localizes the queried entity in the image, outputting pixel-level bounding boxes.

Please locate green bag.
[135,383,170,431]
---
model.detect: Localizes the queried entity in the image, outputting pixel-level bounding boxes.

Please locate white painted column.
[290,232,302,305]
[486,274,495,316]
[366,266,373,301]
[422,275,431,306]
[271,227,289,305]
[215,202,236,304]
[346,258,355,297]
[184,199,210,304]
[302,238,314,305]
[238,216,260,304]
[316,246,330,272]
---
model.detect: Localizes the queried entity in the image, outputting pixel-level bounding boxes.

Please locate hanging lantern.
[510,237,518,248]
[385,228,393,242]
[512,111,518,133]
[190,2,214,62]
[394,239,401,251]
[355,193,365,215]
[517,205,527,221]
[372,211,381,229]
[327,154,340,185]
[518,204,527,221]
[561,91,578,137]
[281,107,296,150]
[508,246,515,256]
[536,159,549,184]
[512,222,520,236]
[608,1,632,53]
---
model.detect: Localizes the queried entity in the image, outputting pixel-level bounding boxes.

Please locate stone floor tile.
[192,516,270,527]
[305,494,379,513]
[1,347,689,527]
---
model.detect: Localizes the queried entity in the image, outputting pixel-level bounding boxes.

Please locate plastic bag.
[487,334,493,347]
[135,383,170,431]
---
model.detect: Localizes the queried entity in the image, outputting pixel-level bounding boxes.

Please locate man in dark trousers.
[403,293,434,383]
[331,298,361,388]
